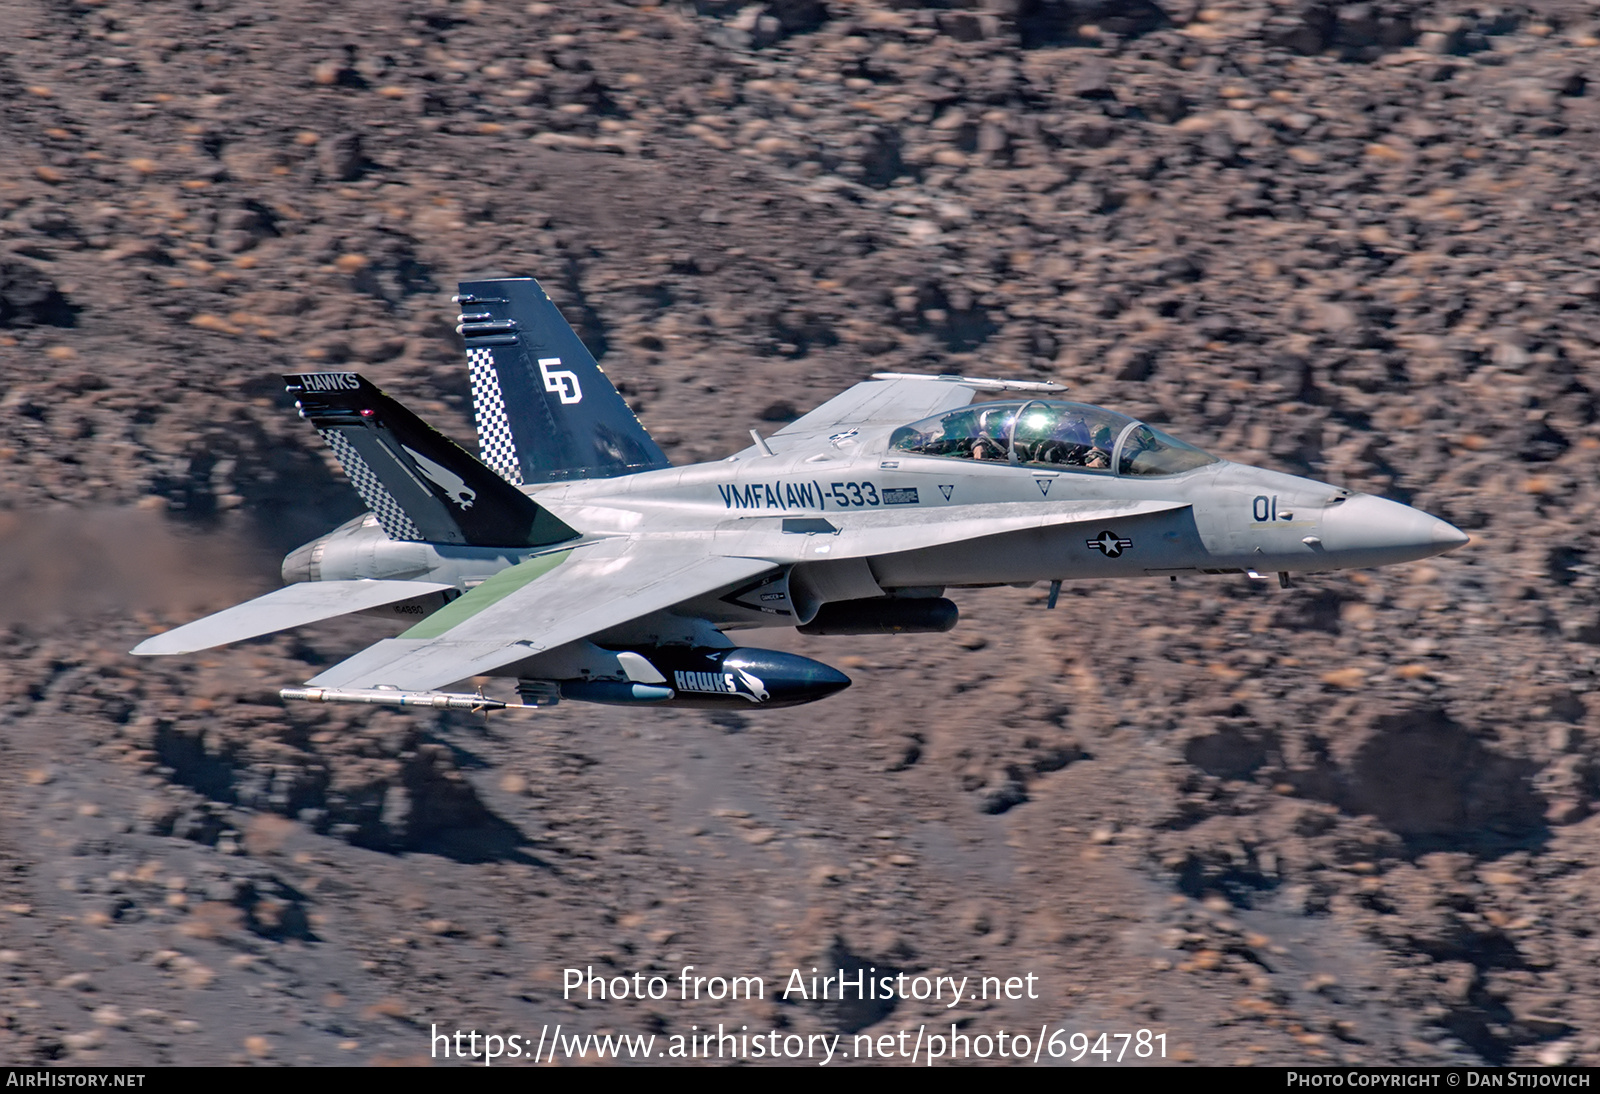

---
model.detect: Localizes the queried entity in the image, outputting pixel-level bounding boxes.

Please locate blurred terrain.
[2,0,1599,1067]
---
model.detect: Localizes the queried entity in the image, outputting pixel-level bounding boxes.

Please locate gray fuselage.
[287,415,1468,633]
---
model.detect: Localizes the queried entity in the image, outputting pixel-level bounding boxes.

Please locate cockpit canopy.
[887,400,1219,477]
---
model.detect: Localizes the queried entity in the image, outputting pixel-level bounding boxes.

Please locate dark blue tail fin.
[456,276,670,485]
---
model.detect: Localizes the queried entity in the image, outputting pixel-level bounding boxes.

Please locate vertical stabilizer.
[457,276,670,485]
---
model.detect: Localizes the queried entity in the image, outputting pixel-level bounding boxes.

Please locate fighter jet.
[131,275,1470,712]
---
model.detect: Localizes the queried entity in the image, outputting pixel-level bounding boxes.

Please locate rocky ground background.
[2,0,1599,1067]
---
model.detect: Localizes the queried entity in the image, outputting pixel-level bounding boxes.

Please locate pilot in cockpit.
[1085,425,1113,468]
[970,405,1014,462]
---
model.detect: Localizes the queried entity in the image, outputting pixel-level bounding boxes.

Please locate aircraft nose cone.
[1319,494,1469,567]
[1432,518,1470,549]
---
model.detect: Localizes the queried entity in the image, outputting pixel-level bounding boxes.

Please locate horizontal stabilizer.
[285,371,577,548]
[130,579,454,656]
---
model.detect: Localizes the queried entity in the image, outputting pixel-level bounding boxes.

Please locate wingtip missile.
[280,687,524,712]
[868,372,1067,393]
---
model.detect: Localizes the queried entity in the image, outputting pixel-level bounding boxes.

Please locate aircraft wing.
[769,374,1066,449]
[301,539,774,692]
[769,377,979,446]
[130,579,456,656]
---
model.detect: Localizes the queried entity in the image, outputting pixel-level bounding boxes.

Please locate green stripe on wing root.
[400,550,572,639]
